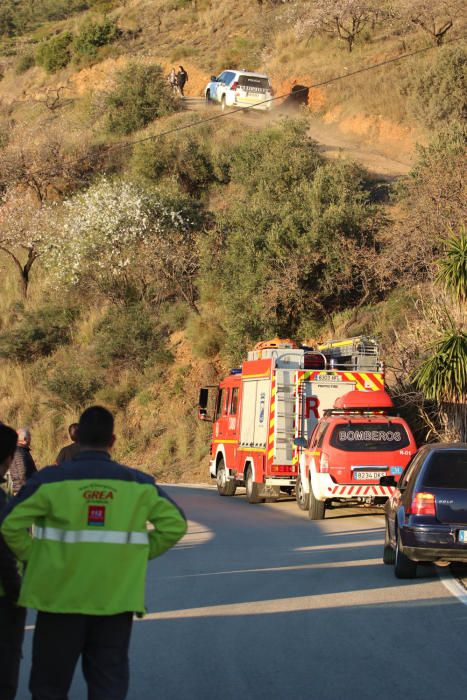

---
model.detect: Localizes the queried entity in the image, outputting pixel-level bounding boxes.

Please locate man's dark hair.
[78,407,114,448]
[68,423,79,442]
[0,424,18,463]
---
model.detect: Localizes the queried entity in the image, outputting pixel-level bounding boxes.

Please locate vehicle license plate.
[458,530,467,543]
[354,471,386,480]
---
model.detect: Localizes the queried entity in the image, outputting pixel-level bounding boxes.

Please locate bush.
[15,51,35,74]
[408,47,467,129]
[73,18,120,60]
[186,312,225,358]
[36,32,73,72]
[0,305,78,362]
[45,360,103,409]
[131,134,217,194]
[105,62,178,135]
[93,303,172,370]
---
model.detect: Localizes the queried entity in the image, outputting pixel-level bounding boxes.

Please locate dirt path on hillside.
[184,97,413,180]
[306,115,412,179]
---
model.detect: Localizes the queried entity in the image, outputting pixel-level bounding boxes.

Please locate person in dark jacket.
[177,65,188,95]
[55,423,81,465]
[10,427,37,495]
[0,423,26,700]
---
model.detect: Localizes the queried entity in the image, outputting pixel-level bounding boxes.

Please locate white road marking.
[439,569,467,606]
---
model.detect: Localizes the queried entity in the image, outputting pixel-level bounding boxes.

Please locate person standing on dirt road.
[177,65,188,95]
[0,405,187,700]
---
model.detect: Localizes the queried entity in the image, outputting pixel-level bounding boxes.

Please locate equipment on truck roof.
[318,336,381,371]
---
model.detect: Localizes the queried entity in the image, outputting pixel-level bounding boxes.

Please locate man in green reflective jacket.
[0,405,188,700]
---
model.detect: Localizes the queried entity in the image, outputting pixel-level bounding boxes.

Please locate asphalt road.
[17,485,467,699]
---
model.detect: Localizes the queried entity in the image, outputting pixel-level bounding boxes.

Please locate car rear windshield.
[421,451,467,488]
[238,75,270,90]
[330,423,410,451]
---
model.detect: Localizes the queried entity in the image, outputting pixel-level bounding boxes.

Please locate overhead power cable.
[18,34,466,176]
[106,34,465,153]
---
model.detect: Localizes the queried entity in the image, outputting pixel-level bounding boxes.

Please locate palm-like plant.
[414,227,467,439]
[414,330,467,404]
[436,226,467,304]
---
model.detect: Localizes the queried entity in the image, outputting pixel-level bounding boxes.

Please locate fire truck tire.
[308,487,325,520]
[394,531,417,579]
[245,467,264,504]
[295,475,310,511]
[216,460,237,497]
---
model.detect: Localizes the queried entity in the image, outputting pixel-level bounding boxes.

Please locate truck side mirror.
[294,437,307,449]
[211,75,217,81]
[198,388,213,422]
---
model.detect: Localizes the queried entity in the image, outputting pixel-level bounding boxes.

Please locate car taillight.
[407,492,436,516]
[320,453,329,473]
[230,81,239,91]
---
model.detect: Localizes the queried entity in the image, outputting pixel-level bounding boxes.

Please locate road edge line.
[439,569,467,606]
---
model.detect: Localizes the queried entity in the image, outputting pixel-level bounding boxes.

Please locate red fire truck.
[198,337,386,504]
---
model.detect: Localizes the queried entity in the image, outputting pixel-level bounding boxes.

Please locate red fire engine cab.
[198,336,386,504]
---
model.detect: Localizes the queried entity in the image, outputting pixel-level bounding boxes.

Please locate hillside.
[0,0,465,476]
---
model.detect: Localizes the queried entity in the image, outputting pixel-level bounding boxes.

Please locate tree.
[0,133,102,204]
[295,0,380,52]
[47,179,203,313]
[202,121,385,358]
[383,125,466,286]
[401,0,465,45]
[0,190,55,297]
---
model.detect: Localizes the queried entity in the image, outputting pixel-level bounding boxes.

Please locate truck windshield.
[330,423,410,452]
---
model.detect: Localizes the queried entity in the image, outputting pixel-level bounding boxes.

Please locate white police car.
[205,69,273,111]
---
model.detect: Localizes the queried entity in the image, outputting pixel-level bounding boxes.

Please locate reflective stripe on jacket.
[0,451,187,615]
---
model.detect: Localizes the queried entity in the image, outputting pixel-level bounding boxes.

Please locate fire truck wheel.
[245,466,264,504]
[308,486,325,520]
[295,475,310,511]
[216,460,237,497]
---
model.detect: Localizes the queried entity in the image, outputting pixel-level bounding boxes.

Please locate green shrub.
[131,134,216,194]
[0,305,78,362]
[73,18,120,60]
[186,313,225,358]
[95,381,138,410]
[93,303,172,370]
[36,32,73,72]
[15,51,35,73]
[408,46,467,129]
[45,361,103,409]
[105,62,178,135]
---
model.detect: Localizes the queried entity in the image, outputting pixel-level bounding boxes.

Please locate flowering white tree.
[294,0,381,52]
[47,179,201,312]
[0,190,55,297]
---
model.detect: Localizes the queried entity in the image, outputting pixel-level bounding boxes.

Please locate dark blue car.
[382,443,467,578]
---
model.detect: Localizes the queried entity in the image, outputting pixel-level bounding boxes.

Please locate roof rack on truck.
[318,336,382,372]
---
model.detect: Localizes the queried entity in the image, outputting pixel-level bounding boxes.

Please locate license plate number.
[354,471,386,480]
[459,530,467,543]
